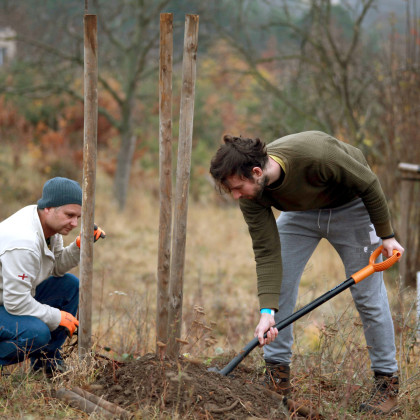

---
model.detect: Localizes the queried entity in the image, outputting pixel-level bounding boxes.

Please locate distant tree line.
[0,0,418,216]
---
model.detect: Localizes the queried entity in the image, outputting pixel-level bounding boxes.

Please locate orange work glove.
[76,224,106,248]
[59,311,79,337]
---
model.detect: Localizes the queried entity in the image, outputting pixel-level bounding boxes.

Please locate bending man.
[209,131,404,415]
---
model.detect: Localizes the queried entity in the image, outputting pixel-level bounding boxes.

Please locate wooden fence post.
[79,14,98,358]
[417,271,420,339]
[156,13,173,352]
[167,14,199,358]
[398,162,420,289]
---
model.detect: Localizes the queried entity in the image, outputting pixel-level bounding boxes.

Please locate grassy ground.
[1,163,419,418]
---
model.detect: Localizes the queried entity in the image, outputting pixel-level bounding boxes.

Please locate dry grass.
[1,166,419,418]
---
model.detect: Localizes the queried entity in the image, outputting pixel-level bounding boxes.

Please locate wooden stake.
[56,388,114,418]
[79,14,98,358]
[156,13,173,353]
[71,387,132,419]
[398,162,420,288]
[167,14,199,358]
[399,178,410,287]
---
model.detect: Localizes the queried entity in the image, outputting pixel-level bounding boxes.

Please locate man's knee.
[0,315,50,345]
[353,290,391,323]
[21,318,51,350]
[59,273,80,305]
[59,274,79,315]
[61,273,79,290]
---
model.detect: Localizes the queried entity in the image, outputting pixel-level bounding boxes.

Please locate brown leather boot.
[263,361,292,395]
[359,372,399,415]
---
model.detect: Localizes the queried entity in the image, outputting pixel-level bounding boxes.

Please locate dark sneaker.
[263,361,292,395]
[31,358,66,378]
[359,372,399,415]
[1,365,11,377]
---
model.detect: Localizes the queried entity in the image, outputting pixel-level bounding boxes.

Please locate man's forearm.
[52,242,81,276]
[360,181,393,238]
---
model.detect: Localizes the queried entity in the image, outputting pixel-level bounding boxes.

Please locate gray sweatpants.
[263,198,398,374]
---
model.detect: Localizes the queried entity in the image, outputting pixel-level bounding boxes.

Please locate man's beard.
[254,175,269,199]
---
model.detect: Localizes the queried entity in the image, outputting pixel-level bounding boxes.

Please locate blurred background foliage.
[0,0,419,274]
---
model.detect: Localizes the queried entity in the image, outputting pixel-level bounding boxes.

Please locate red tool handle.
[351,246,402,283]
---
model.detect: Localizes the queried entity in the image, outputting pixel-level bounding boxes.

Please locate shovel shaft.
[217,277,355,376]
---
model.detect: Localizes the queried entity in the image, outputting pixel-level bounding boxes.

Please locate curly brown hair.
[209,134,268,193]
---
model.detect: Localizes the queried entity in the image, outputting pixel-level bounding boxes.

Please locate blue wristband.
[260,308,275,316]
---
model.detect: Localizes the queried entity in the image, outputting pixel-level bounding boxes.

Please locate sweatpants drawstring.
[317,209,332,235]
[327,209,332,235]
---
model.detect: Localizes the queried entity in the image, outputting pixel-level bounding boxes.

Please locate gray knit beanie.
[37,177,83,209]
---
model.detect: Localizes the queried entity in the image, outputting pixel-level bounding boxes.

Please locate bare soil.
[93,352,324,419]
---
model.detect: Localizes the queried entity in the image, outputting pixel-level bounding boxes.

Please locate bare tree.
[92,0,173,208]
[0,0,176,209]
[207,0,376,143]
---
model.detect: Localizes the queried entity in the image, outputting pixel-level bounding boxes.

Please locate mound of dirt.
[93,352,315,419]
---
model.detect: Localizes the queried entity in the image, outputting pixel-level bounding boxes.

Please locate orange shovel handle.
[351,246,402,283]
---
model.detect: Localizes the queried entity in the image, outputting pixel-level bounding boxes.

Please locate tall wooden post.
[156,13,173,351]
[417,271,420,339]
[167,14,199,358]
[79,14,98,358]
[398,162,420,288]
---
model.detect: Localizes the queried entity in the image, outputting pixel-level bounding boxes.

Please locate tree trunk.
[79,13,98,359]
[114,129,137,209]
[156,13,173,351]
[167,14,199,359]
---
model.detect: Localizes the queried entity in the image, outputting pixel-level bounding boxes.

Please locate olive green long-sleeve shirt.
[239,131,393,310]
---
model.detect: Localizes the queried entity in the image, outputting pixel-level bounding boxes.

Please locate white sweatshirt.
[0,205,80,330]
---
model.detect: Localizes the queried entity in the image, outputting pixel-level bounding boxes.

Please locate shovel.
[209,245,401,376]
